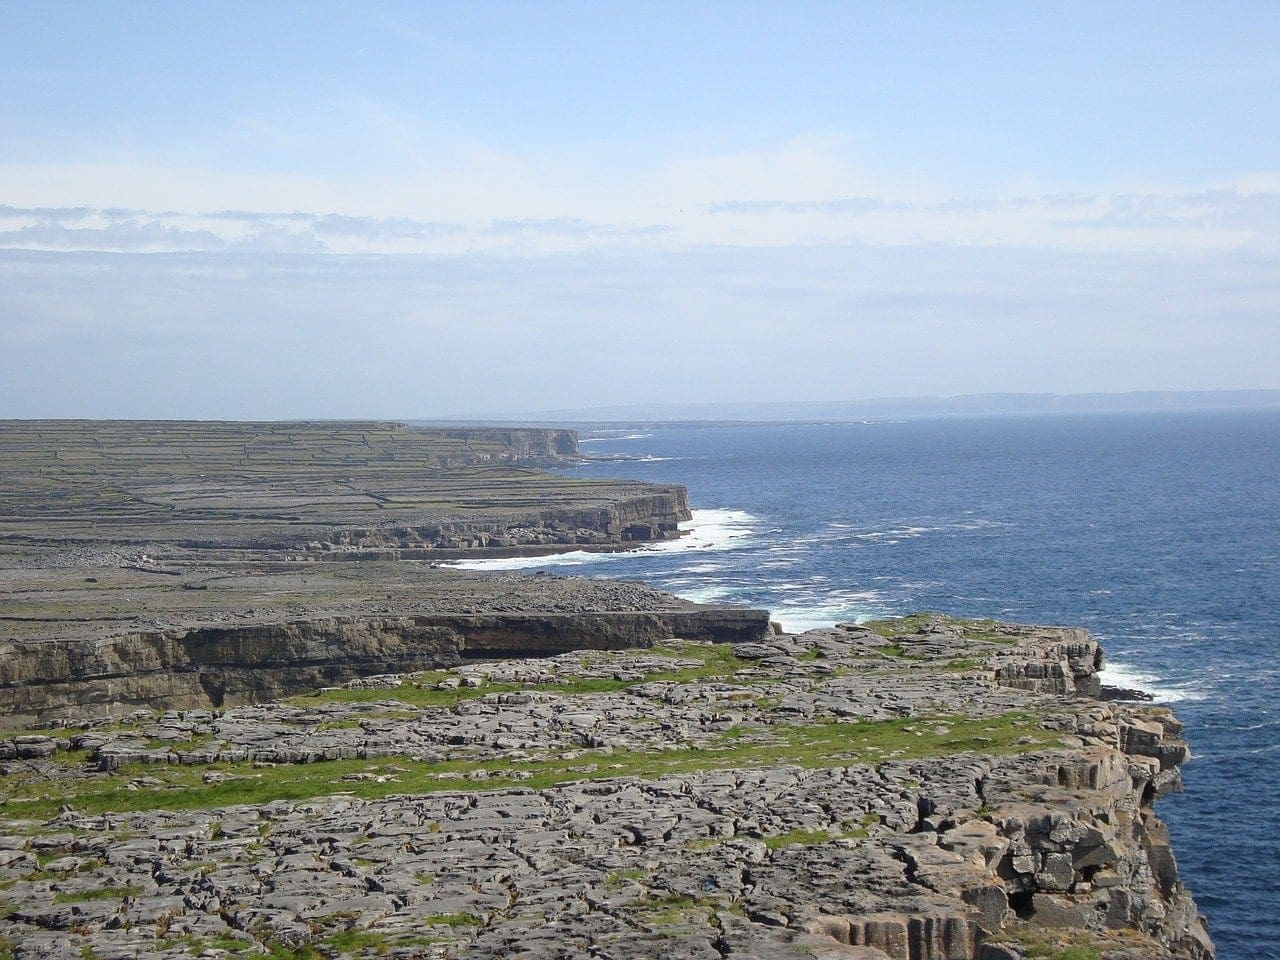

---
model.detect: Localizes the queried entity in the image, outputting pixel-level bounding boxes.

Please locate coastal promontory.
[0,421,1211,960]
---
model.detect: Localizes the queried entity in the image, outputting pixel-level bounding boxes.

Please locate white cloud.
[2,243,1277,419]
[1,174,1277,257]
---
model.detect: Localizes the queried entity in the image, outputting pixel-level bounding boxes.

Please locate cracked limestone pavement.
[0,616,1212,960]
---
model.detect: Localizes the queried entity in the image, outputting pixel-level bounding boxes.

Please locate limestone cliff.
[0,615,1212,960]
[0,420,690,557]
[0,605,768,723]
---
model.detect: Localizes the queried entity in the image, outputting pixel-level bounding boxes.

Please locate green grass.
[876,643,928,661]
[320,931,450,957]
[999,924,1149,960]
[762,827,835,850]
[50,747,92,766]
[863,614,937,638]
[52,885,141,904]
[241,945,322,960]
[288,643,750,710]
[604,867,647,888]
[682,837,724,852]
[762,813,876,850]
[631,892,722,926]
[1,711,1056,818]
[419,912,481,928]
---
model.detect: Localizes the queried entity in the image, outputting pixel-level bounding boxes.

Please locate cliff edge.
[0,614,1211,960]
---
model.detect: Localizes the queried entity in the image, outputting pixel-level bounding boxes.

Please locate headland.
[0,421,1212,960]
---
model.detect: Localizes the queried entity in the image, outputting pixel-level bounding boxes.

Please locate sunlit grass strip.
[287,642,750,709]
[0,712,1056,819]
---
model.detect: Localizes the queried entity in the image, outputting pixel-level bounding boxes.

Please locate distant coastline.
[418,389,1280,427]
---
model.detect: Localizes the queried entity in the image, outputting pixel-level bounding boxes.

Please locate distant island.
[481,389,1280,425]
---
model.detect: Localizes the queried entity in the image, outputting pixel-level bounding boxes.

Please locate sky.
[1,1,1278,418]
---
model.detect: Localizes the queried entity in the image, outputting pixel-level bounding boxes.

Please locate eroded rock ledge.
[0,608,769,723]
[0,615,1212,960]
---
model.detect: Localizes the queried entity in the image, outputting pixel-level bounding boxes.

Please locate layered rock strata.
[0,615,1212,960]
[0,608,770,723]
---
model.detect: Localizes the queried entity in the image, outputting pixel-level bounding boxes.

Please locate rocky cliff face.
[435,427,582,465]
[0,605,768,723]
[317,488,692,553]
[0,616,1211,960]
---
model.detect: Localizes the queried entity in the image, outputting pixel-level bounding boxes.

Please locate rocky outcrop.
[992,629,1104,697]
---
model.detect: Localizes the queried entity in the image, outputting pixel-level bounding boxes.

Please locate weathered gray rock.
[0,619,1211,960]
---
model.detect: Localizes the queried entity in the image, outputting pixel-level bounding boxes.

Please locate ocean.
[454,411,1280,958]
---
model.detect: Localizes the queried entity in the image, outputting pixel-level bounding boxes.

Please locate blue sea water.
[459,411,1280,958]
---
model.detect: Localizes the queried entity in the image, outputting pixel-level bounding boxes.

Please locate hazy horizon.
[2,3,1278,418]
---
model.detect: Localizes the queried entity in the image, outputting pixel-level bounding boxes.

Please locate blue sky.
[1,2,1278,417]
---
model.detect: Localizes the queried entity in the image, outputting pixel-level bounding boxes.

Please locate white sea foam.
[773,605,864,634]
[770,589,886,634]
[851,519,1007,543]
[447,550,602,571]
[1098,661,1207,704]
[643,508,756,555]
[445,508,756,571]
[677,562,724,574]
[671,583,737,605]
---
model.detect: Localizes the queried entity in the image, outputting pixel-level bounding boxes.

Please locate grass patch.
[999,924,1164,960]
[288,643,750,710]
[604,867,647,888]
[763,813,876,850]
[863,614,936,638]
[419,912,481,928]
[52,885,141,903]
[240,945,323,960]
[877,643,928,661]
[683,837,724,852]
[1,711,1056,817]
[315,718,364,731]
[50,748,92,767]
[762,827,834,850]
[632,892,722,926]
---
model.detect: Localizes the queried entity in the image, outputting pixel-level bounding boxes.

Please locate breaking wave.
[1098,661,1208,704]
[445,508,756,571]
